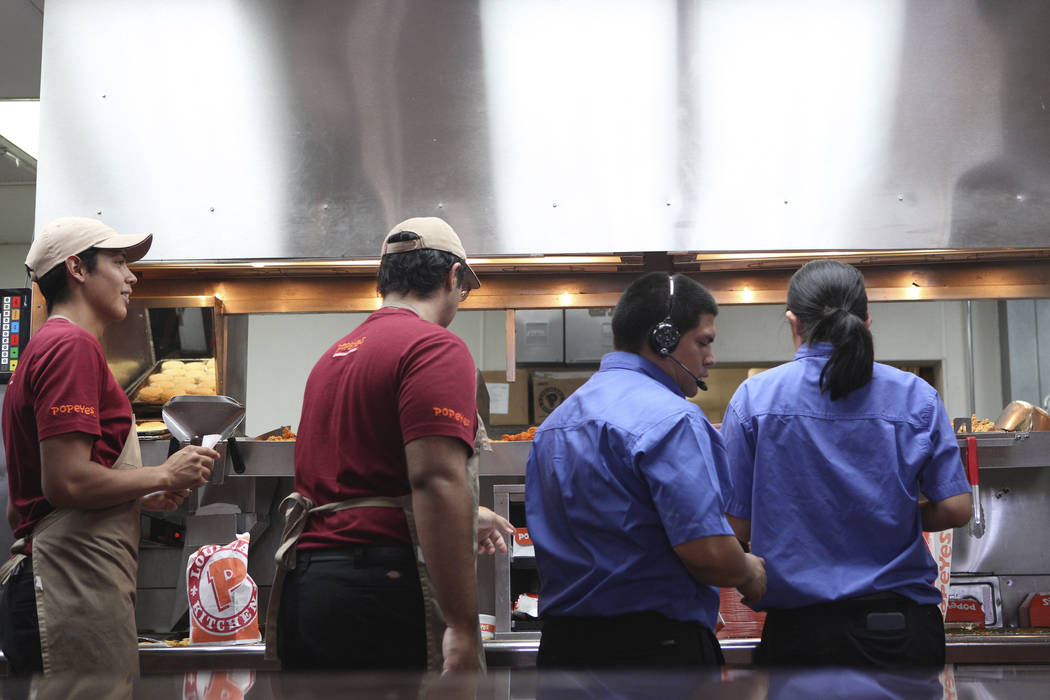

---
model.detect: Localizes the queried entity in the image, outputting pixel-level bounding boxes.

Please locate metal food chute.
[162,395,247,484]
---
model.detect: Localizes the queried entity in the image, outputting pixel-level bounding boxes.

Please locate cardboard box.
[482,369,530,426]
[531,370,593,423]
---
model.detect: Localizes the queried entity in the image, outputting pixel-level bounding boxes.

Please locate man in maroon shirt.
[1,217,217,675]
[277,217,508,672]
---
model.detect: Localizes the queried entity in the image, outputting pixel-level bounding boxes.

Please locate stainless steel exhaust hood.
[36,0,1050,260]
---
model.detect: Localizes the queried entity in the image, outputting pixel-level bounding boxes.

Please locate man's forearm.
[920,493,973,531]
[410,473,480,631]
[43,458,171,509]
[675,535,762,588]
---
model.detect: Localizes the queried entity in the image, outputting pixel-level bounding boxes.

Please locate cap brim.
[462,262,481,290]
[95,233,153,264]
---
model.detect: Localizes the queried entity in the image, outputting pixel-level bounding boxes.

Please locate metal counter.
[5,635,1046,675]
[130,633,1050,673]
[9,665,1050,700]
[131,434,1050,653]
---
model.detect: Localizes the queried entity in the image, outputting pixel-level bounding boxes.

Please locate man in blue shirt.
[525,272,766,668]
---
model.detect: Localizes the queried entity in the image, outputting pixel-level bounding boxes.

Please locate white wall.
[244,309,510,435]
[244,301,1004,435]
[245,312,369,436]
[0,243,30,289]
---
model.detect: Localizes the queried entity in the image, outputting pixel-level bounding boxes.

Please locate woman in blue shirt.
[722,259,972,667]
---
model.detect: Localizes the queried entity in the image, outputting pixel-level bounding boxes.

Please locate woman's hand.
[477,506,514,555]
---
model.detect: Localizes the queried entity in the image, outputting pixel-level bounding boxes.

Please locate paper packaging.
[531,371,592,423]
[184,671,255,700]
[482,370,530,426]
[945,597,986,627]
[187,533,261,644]
[922,530,953,618]
[1019,592,1050,627]
[514,593,539,618]
[512,527,534,558]
[478,614,496,641]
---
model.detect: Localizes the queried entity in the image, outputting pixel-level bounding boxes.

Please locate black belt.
[297,545,415,567]
[765,592,923,631]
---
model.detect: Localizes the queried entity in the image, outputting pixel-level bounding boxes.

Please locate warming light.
[907,282,921,300]
[559,292,573,306]
[741,287,755,303]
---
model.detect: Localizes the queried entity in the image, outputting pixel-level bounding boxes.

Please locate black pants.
[0,556,43,675]
[537,611,725,669]
[755,593,946,668]
[277,545,426,670]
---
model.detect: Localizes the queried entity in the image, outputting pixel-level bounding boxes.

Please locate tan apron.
[265,419,489,671]
[0,426,142,675]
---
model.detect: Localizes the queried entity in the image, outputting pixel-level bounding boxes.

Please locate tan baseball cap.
[25,217,153,281]
[381,217,480,289]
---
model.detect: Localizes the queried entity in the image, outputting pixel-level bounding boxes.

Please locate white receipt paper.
[488,383,510,415]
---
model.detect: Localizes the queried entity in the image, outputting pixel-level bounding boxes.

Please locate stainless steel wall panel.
[1000,300,1050,408]
[564,308,614,364]
[514,309,564,364]
[36,1,1050,258]
[952,467,1050,576]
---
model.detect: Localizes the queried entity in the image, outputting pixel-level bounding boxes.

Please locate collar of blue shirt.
[795,341,834,360]
[599,351,686,397]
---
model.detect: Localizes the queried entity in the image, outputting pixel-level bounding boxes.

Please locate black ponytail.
[786,260,874,400]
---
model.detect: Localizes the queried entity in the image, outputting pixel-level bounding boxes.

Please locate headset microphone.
[665,353,708,392]
[650,275,709,391]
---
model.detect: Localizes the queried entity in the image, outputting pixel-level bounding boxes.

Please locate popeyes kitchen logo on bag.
[186,534,261,644]
[432,406,471,427]
[183,670,255,700]
[49,403,96,416]
[333,337,366,357]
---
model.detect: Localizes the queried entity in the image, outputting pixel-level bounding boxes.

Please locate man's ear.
[65,255,89,284]
[446,261,462,291]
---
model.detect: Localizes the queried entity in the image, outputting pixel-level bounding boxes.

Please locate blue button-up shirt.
[722,342,970,609]
[525,352,733,629]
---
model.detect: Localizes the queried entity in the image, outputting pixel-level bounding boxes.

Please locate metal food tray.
[128,358,216,412]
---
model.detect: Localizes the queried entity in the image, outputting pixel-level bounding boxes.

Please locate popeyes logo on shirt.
[50,403,97,416]
[333,337,366,357]
[433,406,471,427]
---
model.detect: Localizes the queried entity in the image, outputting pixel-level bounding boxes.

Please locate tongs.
[965,436,985,538]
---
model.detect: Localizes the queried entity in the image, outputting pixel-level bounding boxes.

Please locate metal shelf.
[956,432,1050,469]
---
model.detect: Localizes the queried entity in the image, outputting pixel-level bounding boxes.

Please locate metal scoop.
[995,400,1050,432]
[162,395,246,483]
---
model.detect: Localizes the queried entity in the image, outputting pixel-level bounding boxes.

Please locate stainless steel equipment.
[162,395,246,485]
[515,310,564,364]
[37,1,1050,257]
[951,432,1050,629]
[162,395,244,443]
